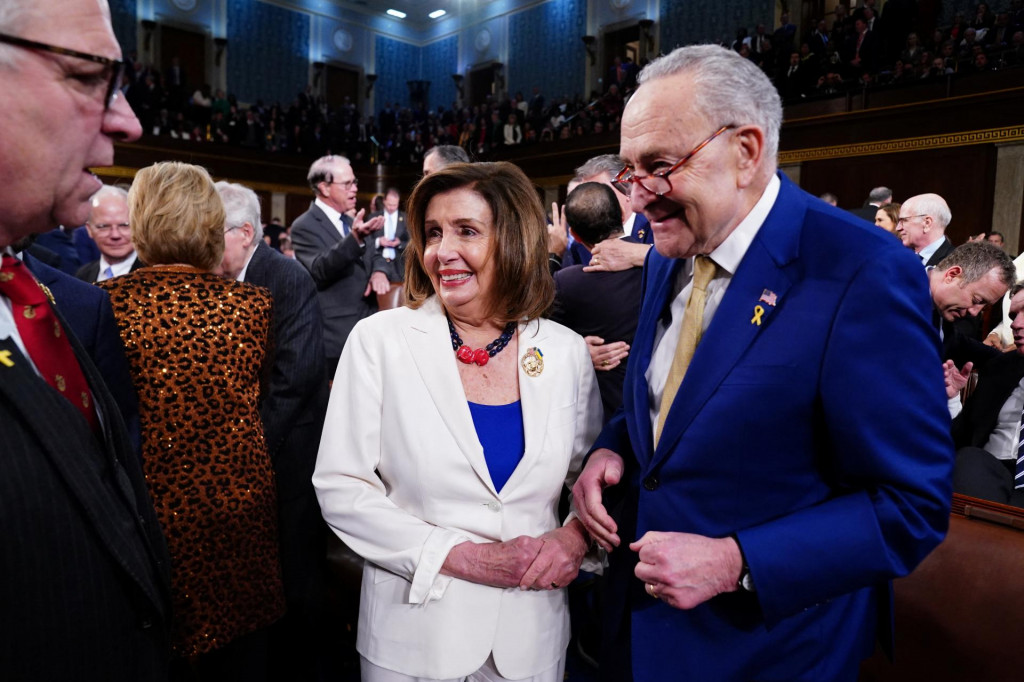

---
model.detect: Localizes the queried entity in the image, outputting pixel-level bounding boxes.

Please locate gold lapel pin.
[0,349,14,367]
[521,347,544,377]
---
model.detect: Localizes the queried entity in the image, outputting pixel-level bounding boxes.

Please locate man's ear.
[734,125,766,189]
[943,265,963,283]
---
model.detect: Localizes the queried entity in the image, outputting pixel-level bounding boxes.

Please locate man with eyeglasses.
[0,1,170,680]
[896,193,955,266]
[75,184,145,282]
[572,45,952,681]
[291,154,388,378]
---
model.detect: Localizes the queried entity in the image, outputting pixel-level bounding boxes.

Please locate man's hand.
[441,536,544,588]
[983,331,1013,351]
[943,359,973,399]
[585,335,629,371]
[631,532,743,610]
[571,448,624,551]
[547,202,568,258]
[584,238,650,272]
[364,270,391,297]
[351,209,385,242]
[518,519,589,591]
[967,232,988,242]
[379,236,402,248]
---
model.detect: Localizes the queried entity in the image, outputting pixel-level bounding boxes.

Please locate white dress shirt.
[917,234,947,265]
[315,198,348,238]
[983,378,1024,461]
[97,252,137,281]
[646,175,781,436]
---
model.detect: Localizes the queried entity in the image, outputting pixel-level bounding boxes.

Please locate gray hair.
[575,154,625,181]
[637,44,782,166]
[905,193,952,229]
[424,145,470,168]
[215,181,264,241]
[87,184,129,222]
[937,241,1015,288]
[307,154,350,194]
[0,4,39,67]
[867,186,893,203]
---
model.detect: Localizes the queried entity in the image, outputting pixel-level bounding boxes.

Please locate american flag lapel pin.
[759,289,777,307]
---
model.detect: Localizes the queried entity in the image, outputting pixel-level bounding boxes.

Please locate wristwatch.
[734,537,756,592]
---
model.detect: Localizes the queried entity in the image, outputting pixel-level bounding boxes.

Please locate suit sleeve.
[312,319,469,605]
[735,248,954,626]
[290,218,369,288]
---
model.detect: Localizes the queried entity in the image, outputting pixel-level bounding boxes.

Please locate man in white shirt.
[953,283,1024,508]
[75,184,142,282]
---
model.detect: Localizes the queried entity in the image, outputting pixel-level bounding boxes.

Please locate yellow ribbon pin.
[0,350,13,367]
[751,305,764,326]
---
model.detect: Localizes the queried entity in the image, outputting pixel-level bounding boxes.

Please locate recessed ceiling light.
[429,9,446,19]
[386,9,406,18]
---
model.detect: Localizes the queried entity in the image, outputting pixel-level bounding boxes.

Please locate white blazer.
[314,297,602,679]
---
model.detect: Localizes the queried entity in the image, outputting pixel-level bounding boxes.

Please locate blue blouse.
[467,400,525,493]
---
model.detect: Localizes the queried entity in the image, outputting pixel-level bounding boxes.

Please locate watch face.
[740,571,756,592]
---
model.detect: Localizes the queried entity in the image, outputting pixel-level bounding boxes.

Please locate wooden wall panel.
[800,145,998,245]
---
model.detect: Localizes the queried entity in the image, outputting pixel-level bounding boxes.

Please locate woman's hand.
[518,519,589,591]
[440,536,544,588]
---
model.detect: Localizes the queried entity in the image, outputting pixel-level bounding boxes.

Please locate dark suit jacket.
[952,350,1024,449]
[243,241,329,497]
[924,236,955,267]
[592,173,952,680]
[242,241,330,616]
[551,265,643,420]
[24,252,142,457]
[0,300,170,679]
[75,254,147,283]
[290,201,387,360]
[33,226,82,275]
[369,209,409,282]
[850,202,881,223]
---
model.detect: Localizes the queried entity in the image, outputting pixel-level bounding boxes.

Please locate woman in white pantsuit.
[314,162,602,681]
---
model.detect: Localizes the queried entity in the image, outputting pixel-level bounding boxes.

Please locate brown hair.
[404,162,553,324]
[129,162,225,271]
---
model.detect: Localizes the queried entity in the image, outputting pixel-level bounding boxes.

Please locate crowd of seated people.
[736,1,1024,103]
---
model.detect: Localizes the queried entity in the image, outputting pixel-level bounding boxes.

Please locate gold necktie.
[654,255,717,447]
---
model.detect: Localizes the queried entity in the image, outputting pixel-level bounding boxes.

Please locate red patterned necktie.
[0,254,100,431]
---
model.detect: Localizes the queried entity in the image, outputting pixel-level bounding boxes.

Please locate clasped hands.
[441,519,590,591]
[572,449,744,610]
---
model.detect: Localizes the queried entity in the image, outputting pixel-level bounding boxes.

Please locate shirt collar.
[315,198,344,227]
[918,234,946,263]
[707,174,781,276]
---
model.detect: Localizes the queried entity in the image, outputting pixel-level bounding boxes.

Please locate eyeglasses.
[328,178,358,189]
[614,125,736,197]
[896,215,928,225]
[0,32,126,109]
[90,222,130,233]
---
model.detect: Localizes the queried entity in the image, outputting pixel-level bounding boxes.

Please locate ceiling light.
[429,9,446,19]
[386,9,406,19]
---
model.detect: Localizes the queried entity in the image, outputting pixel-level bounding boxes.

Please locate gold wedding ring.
[646,583,659,599]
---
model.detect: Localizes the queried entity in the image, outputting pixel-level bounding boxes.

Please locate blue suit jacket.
[593,174,953,681]
[23,253,141,458]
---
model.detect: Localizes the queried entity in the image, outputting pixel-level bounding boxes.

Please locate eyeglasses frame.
[614,124,737,198]
[0,31,126,109]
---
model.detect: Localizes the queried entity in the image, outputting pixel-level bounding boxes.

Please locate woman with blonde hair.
[101,161,283,681]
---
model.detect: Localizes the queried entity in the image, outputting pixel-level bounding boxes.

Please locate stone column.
[993,142,1024,256]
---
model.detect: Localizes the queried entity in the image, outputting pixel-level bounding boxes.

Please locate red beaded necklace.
[447,316,517,367]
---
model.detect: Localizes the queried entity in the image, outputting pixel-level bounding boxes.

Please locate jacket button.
[486,500,501,512]
[642,476,659,491]
[140,619,153,630]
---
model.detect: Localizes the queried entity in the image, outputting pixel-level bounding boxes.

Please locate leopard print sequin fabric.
[101,265,285,656]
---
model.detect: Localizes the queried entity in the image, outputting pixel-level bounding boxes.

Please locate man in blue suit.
[573,45,953,681]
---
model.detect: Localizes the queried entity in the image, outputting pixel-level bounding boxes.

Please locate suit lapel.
[0,335,167,613]
[626,253,682,469]
[497,320,553,495]
[650,175,804,469]
[402,299,498,495]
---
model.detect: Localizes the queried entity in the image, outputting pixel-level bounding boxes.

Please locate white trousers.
[360,653,566,682]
